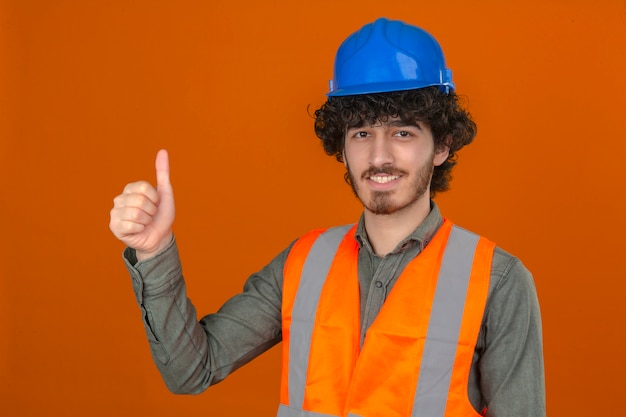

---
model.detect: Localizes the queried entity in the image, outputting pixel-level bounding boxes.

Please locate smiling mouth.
[369,175,400,183]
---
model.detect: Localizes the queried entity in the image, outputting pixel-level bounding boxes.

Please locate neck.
[363,197,432,257]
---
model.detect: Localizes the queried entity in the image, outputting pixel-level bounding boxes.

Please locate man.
[110,18,545,417]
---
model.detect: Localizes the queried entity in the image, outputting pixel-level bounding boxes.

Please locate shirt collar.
[354,200,444,255]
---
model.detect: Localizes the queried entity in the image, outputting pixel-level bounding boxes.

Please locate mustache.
[361,165,408,180]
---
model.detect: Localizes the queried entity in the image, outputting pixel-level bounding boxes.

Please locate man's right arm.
[109,149,286,393]
[123,237,286,394]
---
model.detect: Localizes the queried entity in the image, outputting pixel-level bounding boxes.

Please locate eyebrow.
[385,120,423,130]
[345,119,423,131]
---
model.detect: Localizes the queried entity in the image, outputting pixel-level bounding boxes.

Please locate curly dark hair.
[313,87,477,196]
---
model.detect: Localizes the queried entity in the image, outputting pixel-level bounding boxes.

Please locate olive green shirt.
[123,203,546,417]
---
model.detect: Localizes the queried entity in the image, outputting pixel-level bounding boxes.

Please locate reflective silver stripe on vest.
[413,225,479,417]
[287,225,354,409]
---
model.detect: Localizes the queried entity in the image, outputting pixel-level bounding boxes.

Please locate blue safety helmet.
[328,18,454,97]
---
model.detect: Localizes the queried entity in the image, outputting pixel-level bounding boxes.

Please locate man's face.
[343,119,449,216]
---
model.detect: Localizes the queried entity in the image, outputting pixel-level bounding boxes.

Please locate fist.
[109,149,175,260]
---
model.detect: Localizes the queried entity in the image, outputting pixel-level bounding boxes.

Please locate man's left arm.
[480,250,546,417]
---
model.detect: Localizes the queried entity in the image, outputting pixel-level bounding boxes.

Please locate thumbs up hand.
[109,149,176,260]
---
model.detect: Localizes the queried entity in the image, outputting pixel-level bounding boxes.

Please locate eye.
[393,130,413,139]
[349,130,370,140]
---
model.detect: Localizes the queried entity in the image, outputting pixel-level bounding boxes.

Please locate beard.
[346,158,434,216]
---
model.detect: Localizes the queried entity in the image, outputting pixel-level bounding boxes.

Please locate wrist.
[135,233,174,261]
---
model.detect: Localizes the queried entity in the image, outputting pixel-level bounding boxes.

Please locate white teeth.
[370,175,399,183]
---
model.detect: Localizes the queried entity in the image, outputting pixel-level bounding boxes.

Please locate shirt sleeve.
[479,248,546,417]
[123,237,290,394]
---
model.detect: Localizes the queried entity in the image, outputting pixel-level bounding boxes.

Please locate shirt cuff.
[122,237,182,302]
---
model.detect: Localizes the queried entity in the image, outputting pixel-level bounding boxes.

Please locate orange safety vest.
[279,219,495,417]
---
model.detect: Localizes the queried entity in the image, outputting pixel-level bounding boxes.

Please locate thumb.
[153,148,175,232]
[155,149,171,192]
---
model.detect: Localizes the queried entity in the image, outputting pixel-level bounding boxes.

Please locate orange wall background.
[2,1,625,416]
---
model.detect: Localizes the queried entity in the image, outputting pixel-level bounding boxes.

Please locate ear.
[433,135,451,167]
[342,149,347,167]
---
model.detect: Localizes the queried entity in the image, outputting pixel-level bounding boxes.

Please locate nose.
[370,135,393,167]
